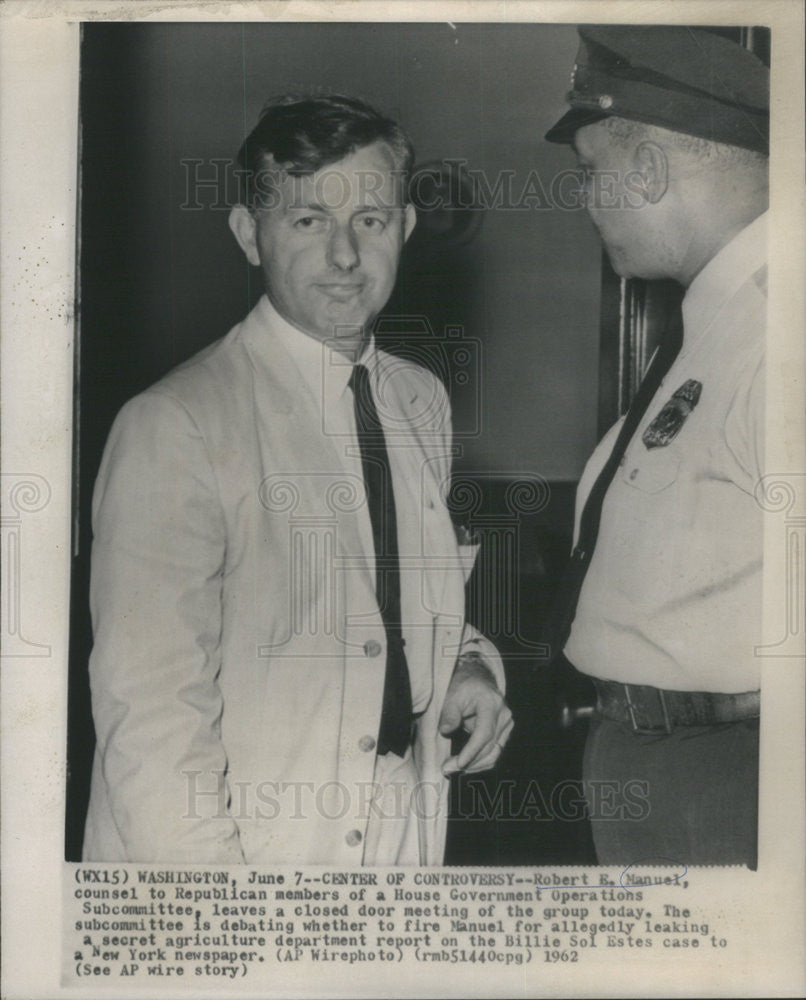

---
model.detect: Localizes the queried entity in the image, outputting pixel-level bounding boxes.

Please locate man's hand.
[438,652,513,776]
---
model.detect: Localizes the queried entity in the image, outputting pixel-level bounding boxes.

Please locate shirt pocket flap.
[620,452,681,494]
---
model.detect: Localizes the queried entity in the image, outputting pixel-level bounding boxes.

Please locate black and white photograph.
[67,17,770,869]
[1,3,804,998]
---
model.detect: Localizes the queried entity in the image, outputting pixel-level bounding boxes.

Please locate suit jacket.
[83,296,503,865]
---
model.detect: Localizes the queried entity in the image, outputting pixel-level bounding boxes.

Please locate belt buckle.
[623,684,673,735]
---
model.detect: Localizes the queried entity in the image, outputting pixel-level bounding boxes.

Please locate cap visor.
[545,106,609,144]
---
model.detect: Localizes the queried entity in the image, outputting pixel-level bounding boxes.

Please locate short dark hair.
[236,94,415,207]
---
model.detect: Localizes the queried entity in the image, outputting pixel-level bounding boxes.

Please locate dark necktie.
[349,362,413,757]
[543,309,684,665]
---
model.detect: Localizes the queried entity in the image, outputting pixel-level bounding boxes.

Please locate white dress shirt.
[566,213,767,692]
[266,295,432,712]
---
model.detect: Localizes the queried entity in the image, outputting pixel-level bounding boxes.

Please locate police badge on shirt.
[642,379,703,449]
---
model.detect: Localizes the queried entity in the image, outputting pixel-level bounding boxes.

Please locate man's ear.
[631,141,669,204]
[403,201,417,242]
[228,205,260,266]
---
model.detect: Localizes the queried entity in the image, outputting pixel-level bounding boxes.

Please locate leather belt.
[592,678,760,734]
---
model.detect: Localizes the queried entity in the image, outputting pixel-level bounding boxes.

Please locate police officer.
[545,26,768,866]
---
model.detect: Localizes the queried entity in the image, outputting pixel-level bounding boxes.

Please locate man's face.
[234,141,415,353]
[573,121,668,280]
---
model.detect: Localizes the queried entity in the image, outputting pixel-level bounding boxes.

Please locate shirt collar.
[256,294,376,405]
[681,211,768,350]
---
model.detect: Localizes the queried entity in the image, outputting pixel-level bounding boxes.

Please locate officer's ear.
[632,141,669,204]
[228,205,261,266]
[403,201,417,243]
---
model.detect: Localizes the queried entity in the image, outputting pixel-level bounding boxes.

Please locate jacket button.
[629,468,639,480]
[359,735,376,753]
[345,829,363,847]
[363,639,382,658]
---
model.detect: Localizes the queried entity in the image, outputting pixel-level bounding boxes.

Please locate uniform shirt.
[565,213,767,693]
[267,295,433,712]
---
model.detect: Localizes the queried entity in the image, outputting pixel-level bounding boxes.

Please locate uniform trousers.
[583,715,759,868]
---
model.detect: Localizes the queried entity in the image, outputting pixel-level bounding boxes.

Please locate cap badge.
[598,94,614,110]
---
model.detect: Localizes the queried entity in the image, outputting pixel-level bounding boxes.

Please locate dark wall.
[68,22,603,860]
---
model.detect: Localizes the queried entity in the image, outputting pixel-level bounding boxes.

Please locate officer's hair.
[236,94,415,207]
[603,116,768,171]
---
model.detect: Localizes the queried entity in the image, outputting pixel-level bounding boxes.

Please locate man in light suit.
[83,94,511,865]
